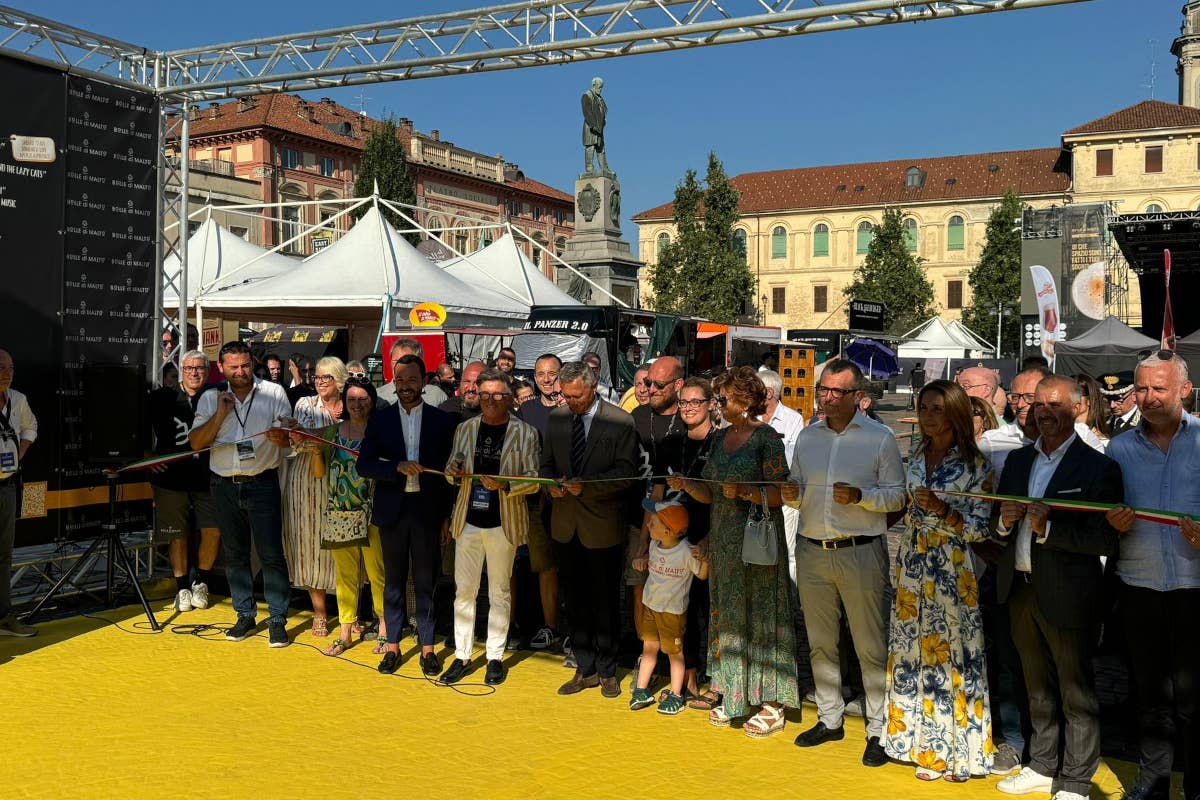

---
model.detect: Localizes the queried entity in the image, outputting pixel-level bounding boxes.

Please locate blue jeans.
[210,473,289,624]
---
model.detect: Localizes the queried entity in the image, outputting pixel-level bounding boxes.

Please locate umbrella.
[845,338,899,380]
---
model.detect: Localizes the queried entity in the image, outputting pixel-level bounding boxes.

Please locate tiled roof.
[188,94,382,150]
[507,176,572,202]
[1063,99,1200,136]
[633,148,1069,222]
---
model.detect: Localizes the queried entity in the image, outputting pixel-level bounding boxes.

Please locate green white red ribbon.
[939,489,1196,526]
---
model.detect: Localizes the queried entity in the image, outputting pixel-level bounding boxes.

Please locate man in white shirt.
[757,370,804,585]
[190,341,293,647]
[782,358,904,767]
[0,349,37,637]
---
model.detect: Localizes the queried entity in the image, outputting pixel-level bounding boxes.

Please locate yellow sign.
[409,302,447,328]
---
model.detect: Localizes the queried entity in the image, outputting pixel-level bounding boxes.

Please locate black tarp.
[1053,316,1156,378]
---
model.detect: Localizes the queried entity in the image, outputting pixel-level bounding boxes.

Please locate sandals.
[743,704,786,739]
[372,635,387,655]
[689,690,722,711]
[311,615,329,638]
[323,638,349,657]
[914,768,941,782]
[708,705,732,728]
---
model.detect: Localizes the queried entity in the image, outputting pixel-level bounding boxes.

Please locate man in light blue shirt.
[1104,351,1200,800]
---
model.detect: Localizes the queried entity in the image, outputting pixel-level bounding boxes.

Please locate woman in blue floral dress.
[884,380,995,781]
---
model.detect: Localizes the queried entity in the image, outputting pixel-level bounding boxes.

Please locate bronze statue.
[581,77,609,175]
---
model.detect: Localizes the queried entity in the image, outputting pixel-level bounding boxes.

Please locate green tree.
[649,152,754,322]
[844,207,935,335]
[961,189,1023,357]
[352,116,418,244]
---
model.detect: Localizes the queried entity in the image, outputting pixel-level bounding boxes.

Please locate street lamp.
[989,301,1014,358]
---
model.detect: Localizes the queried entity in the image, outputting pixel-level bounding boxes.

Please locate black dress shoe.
[793,721,846,748]
[484,659,507,686]
[862,736,888,767]
[420,651,442,676]
[600,675,621,698]
[377,651,400,674]
[440,659,471,684]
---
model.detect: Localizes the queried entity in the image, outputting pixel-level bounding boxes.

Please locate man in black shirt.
[148,349,221,612]
[908,362,926,410]
[440,360,485,424]
[628,355,686,640]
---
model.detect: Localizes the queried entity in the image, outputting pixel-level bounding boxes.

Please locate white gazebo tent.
[162,218,297,308]
[438,232,581,307]
[897,317,995,360]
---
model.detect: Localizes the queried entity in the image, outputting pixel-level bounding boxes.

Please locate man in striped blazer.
[440,369,543,686]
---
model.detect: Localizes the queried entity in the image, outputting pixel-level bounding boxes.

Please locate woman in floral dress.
[675,366,799,738]
[884,379,995,781]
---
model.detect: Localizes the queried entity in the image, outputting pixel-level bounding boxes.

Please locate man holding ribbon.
[1104,351,1200,800]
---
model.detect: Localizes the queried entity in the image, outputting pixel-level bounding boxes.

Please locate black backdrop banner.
[0,56,158,546]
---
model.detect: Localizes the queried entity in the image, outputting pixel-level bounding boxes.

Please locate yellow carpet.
[0,594,1162,800]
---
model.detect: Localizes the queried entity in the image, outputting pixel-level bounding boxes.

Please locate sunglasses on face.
[347,371,366,379]
[642,377,673,390]
[478,391,511,401]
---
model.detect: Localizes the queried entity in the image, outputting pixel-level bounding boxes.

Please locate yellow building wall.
[1068,134,1200,212]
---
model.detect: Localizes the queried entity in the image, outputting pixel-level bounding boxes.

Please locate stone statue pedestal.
[559,172,643,307]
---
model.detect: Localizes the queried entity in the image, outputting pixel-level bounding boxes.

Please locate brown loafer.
[557,670,600,695]
[600,675,621,698]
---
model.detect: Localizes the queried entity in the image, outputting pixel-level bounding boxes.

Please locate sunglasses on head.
[1138,348,1180,361]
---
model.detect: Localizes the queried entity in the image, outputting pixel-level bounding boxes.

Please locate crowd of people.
[2,335,1198,800]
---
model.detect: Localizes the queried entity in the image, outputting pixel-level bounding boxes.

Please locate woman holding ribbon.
[884,379,995,781]
[309,377,387,656]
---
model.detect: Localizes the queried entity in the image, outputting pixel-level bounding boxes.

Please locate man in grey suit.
[994,375,1123,800]
[542,361,638,698]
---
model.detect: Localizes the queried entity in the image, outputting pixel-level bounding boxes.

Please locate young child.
[630,498,709,715]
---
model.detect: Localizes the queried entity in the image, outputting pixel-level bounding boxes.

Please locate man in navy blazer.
[358,354,456,676]
[994,375,1123,800]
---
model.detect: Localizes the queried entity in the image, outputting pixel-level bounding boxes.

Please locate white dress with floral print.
[883,446,995,779]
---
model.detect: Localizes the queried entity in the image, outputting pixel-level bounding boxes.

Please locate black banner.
[0,56,158,545]
[849,300,884,332]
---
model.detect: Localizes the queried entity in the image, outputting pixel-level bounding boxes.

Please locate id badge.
[470,482,492,511]
[236,439,256,462]
[0,452,15,472]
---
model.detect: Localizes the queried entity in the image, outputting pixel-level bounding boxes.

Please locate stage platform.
[0,595,1168,799]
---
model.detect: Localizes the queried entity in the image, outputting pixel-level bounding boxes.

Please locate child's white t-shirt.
[642,538,703,615]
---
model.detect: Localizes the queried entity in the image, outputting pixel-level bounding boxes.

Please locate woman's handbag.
[741,486,778,566]
[322,506,369,547]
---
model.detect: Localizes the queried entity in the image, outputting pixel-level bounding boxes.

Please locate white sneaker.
[1050,791,1088,800]
[174,588,193,612]
[190,581,210,610]
[997,767,1054,795]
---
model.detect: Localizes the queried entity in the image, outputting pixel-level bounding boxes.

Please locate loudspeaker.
[82,363,147,464]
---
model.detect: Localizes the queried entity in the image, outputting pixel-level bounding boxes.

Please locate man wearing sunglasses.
[1098,370,1139,437]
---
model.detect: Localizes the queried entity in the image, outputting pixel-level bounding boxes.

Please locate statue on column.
[581,77,609,175]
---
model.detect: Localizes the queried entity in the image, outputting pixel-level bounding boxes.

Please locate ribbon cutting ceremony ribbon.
[938,489,1197,527]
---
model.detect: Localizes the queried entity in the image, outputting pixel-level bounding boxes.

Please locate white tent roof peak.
[899,316,995,355]
[163,218,297,307]
[438,232,581,307]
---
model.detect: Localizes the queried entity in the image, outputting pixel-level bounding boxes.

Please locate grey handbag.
[741,486,778,566]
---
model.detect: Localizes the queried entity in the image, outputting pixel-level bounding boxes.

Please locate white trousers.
[453,523,517,662]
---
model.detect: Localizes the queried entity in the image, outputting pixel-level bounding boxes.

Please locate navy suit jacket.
[357,402,456,529]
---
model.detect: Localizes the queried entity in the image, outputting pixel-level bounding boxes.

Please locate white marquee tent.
[162,218,297,308]
[438,232,580,307]
[897,316,995,360]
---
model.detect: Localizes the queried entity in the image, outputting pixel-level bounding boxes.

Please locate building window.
[280,205,300,249]
[856,221,873,255]
[1096,149,1113,177]
[813,285,828,314]
[947,215,965,251]
[480,231,492,249]
[947,280,963,309]
[771,287,786,315]
[320,157,335,177]
[771,226,787,259]
[533,207,543,222]
[281,148,299,170]
[217,147,232,162]
[905,167,925,189]
[1145,145,1163,174]
[732,229,747,262]
[555,237,566,256]
[454,233,468,253]
[813,223,829,257]
[1146,203,1163,213]
[657,232,670,259]
[903,218,918,253]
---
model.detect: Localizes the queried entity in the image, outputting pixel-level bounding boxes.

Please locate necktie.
[571,413,586,476]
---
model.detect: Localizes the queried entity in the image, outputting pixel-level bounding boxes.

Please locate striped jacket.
[445,413,542,545]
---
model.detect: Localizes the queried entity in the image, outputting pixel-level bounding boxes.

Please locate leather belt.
[219,469,277,485]
[803,535,876,551]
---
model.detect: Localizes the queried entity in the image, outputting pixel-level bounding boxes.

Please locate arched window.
[1146,203,1163,213]
[532,233,548,269]
[905,167,925,189]
[657,232,670,259]
[732,229,747,262]
[904,218,919,253]
[813,223,829,257]
[771,226,787,259]
[479,230,493,249]
[856,221,874,255]
[947,215,965,251]
[278,183,306,250]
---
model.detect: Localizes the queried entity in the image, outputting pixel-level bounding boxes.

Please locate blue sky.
[28,0,1181,218]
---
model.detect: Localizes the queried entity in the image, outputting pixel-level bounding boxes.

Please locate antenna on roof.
[1144,38,1158,99]
[357,87,372,116]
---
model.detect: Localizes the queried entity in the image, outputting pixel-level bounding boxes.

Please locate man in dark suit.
[542,360,638,698]
[358,354,456,677]
[994,374,1123,800]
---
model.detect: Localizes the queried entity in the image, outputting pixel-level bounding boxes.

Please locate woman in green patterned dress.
[673,366,799,738]
[309,378,388,656]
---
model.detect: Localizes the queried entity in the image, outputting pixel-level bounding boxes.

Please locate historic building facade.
[173,94,573,273]
[634,9,1200,332]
